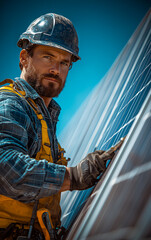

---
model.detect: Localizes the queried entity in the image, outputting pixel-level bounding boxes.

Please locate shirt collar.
[15,77,40,100]
[48,98,61,122]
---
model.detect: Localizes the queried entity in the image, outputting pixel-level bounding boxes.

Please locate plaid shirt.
[0,78,66,203]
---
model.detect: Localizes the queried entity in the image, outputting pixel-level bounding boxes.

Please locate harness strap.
[0,79,53,163]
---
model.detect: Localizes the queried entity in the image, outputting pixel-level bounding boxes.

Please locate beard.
[25,67,66,98]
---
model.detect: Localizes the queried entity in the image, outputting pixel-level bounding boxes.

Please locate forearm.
[59,167,71,192]
[0,148,66,202]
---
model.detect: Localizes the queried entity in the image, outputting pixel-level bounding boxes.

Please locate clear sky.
[0,0,150,135]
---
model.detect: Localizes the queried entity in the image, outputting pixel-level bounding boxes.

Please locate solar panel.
[68,89,151,240]
[59,9,151,236]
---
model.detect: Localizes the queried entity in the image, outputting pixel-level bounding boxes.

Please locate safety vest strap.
[27,98,53,162]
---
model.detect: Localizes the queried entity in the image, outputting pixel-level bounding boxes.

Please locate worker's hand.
[69,150,115,191]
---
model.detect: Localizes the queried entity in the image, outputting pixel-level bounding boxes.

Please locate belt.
[0,224,44,240]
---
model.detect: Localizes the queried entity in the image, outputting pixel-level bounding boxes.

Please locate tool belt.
[0,224,67,240]
[0,223,44,240]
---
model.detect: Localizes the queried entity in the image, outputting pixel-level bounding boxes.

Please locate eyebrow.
[40,50,71,63]
[41,51,55,57]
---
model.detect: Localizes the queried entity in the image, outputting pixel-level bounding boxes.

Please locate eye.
[61,61,69,67]
[43,55,51,60]
[42,55,54,64]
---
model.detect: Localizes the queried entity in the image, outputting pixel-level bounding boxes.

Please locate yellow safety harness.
[0,79,67,235]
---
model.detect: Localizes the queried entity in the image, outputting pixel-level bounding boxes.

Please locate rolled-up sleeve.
[0,93,66,203]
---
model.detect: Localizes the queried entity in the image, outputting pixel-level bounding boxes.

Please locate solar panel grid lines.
[59,81,104,159]
[86,47,149,152]
[101,75,151,150]
[62,153,116,238]
[61,74,115,164]
[60,10,151,233]
[97,43,151,150]
[59,27,150,161]
[59,71,122,223]
[60,34,135,159]
[103,48,151,131]
[68,90,151,240]
[100,41,150,135]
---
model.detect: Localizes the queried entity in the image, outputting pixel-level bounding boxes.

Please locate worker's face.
[21,45,72,98]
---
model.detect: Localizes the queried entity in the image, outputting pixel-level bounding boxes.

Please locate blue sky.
[0,0,150,134]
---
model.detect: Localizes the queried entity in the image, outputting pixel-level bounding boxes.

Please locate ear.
[20,49,29,68]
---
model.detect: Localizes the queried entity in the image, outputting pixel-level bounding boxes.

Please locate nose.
[49,61,60,75]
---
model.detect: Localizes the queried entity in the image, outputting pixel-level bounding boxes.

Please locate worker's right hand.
[69,150,115,191]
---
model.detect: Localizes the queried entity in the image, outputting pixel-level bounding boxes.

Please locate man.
[0,13,115,239]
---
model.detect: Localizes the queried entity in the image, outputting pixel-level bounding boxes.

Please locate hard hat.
[17,13,80,62]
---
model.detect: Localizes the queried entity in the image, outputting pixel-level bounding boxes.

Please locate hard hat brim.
[17,37,81,62]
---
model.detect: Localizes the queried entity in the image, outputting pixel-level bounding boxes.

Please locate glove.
[69,150,115,191]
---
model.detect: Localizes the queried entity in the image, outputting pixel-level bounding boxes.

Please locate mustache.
[42,73,62,84]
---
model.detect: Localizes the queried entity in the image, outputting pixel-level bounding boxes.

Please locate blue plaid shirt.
[0,78,66,203]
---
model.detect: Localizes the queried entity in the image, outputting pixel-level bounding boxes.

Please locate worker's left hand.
[69,150,115,191]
